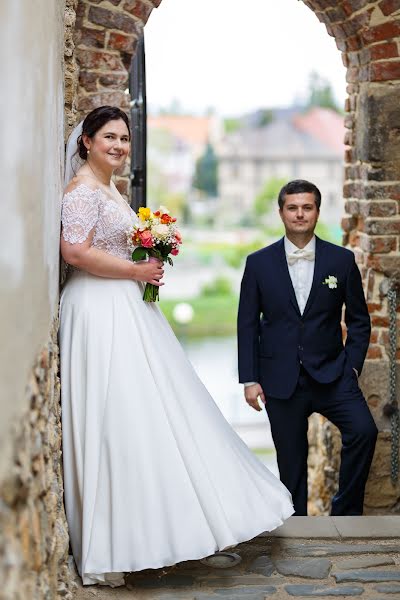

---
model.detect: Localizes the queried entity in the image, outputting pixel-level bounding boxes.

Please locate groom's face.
[279,192,319,237]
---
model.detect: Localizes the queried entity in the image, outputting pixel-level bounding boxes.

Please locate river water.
[184,336,279,475]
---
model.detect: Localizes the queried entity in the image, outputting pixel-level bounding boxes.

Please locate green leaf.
[132,247,148,262]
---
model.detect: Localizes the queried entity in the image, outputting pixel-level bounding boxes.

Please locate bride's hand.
[132,260,164,286]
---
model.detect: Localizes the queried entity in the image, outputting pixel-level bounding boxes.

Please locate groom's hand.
[244,383,266,412]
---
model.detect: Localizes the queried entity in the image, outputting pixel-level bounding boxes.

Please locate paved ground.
[73,517,400,600]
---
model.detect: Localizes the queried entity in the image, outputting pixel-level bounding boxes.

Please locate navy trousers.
[263,364,378,516]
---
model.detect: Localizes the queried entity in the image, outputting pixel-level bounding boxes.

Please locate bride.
[59,105,293,588]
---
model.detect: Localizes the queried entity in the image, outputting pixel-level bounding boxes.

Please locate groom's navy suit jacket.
[238,236,371,399]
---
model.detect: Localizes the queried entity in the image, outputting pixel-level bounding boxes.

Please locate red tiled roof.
[148,115,212,146]
[293,107,345,153]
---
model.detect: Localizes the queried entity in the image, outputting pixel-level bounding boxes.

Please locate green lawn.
[160,294,238,337]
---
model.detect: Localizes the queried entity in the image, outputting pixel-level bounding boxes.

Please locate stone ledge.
[264,516,400,538]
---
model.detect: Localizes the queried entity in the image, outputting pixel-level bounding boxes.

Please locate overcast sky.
[144,0,347,116]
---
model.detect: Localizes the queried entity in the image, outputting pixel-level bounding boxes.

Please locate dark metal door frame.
[129,35,147,210]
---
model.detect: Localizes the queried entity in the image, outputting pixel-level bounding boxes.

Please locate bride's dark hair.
[78,106,131,160]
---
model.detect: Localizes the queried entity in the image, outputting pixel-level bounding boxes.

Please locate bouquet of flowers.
[127,205,182,302]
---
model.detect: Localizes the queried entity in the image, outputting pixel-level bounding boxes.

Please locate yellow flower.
[138,207,151,221]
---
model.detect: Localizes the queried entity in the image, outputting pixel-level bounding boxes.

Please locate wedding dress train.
[59,184,293,586]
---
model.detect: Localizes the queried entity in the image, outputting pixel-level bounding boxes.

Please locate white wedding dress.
[59,183,293,587]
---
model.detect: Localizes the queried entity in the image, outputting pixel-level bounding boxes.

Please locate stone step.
[285,584,364,597]
[269,516,400,539]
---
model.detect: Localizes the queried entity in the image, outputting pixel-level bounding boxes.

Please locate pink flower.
[140,230,154,248]
[174,230,182,243]
[171,248,179,256]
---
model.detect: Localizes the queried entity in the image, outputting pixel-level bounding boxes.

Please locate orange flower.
[161,213,172,224]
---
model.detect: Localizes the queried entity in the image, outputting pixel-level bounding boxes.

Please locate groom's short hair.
[278,180,322,210]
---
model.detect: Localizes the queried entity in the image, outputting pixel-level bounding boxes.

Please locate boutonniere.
[323,275,338,289]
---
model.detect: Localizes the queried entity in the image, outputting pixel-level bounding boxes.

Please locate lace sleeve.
[61,184,101,244]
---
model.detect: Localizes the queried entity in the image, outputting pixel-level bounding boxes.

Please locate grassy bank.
[160,294,238,337]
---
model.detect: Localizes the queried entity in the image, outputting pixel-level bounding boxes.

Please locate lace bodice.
[61,184,136,260]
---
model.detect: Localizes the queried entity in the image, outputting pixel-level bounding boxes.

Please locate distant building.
[216,108,345,226]
[147,114,222,197]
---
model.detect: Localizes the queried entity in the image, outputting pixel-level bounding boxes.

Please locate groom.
[238,179,378,516]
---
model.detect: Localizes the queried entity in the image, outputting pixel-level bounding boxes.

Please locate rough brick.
[367,345,383,359]
[77,26,106,49]
[364,218,400,235]
[379,0,400,16]
[77,90,129,112]
[325,6,348,23]
[344,200,360,215]
[343,0,371,15]
[341,214,358,231]
[367,254,400,274]
[359,201,398,217]
[370,60,400,81]
[360,235,397,253]
[346,35,363,51]
[79,71,98,92]
[123,0,153,22]
[362,21,400,44]
[88,5,141,35]
[98,72,129,88]
[77,49,125,71]
[370,41,399,61]
[108,31,137,53]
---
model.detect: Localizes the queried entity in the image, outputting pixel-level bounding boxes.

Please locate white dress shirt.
[244,236,316,388]
[284,235,316,315]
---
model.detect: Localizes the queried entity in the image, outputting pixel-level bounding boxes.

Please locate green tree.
[223,118,241,134]
[254,177,287,217]
[258,109,274,128]
[192,143,218,197]
[305,71,341,113]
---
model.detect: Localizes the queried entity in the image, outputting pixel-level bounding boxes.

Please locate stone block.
[275,558,331,579]
[375,582,400,593]
[202,575,272,587]
[379,0,400,16]
[280,542,400,556]
[334,555,395,569]
[370,41,399,61]
[247,554,275,576]
[362,21,400,44]
[285,584,364,596]
[356,86,400,170]
[214,586,276,597]
[88,5,141,35]
[76,49,125,71]
[370,60,400,82]
[333,569,400,582]
[122,0,153,23]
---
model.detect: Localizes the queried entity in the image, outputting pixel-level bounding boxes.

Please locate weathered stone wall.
[65,0,80,139]
[0,1,73,598]
[0,322,73,600]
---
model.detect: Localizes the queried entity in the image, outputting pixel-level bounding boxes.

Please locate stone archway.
[68,0,400,512]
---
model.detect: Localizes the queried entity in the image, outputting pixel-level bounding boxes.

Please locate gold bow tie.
[286,250,315,266]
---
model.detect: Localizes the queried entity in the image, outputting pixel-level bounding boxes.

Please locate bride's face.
[84,119,130,171]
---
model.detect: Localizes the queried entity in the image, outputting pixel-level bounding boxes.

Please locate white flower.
[153,223,169,239]
[323,275,338,289]
[158,205,170,215]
